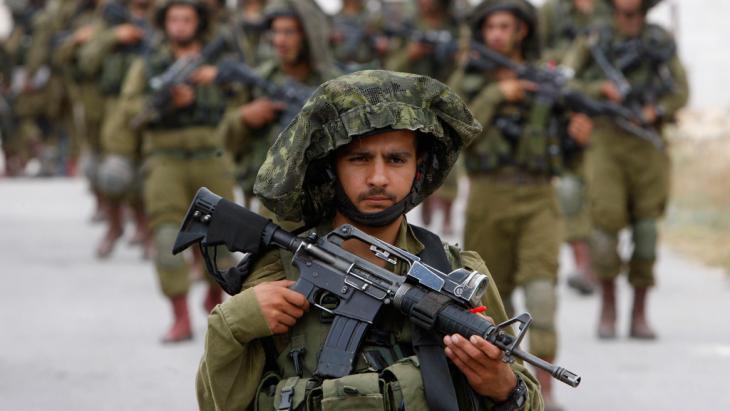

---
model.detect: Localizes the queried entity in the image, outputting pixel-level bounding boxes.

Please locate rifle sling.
[411,225,481,411]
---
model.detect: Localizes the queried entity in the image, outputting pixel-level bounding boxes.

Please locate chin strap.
[334,181,410,227]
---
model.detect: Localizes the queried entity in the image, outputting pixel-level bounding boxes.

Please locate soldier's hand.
[189,65,219,85]
[444,331,518,402]
[73,25,95,45]
[115,24,145,45]
[239,98,286,129]
[407,41,433,60]
[568,112,593,146]
[641,104,658,125]
[170,84,195,108]
[600,81,622,103]
[253,279,310,335]
[499,79,537,102]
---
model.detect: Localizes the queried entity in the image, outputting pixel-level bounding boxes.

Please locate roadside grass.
[663,111,730,275]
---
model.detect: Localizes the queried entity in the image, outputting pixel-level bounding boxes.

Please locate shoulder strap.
[409,224,481,411]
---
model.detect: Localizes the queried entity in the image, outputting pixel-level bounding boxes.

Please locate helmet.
[154,0,210,37]
[254,70,482,225]
[469,0,539,60]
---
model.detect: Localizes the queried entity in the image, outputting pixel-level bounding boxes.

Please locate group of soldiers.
[1,0,688,410]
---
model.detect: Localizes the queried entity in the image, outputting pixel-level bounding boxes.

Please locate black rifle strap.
[410,225,481,411]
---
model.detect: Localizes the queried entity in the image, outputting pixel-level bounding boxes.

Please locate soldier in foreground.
[539,0,611,295]
[450,0,593,408]
[114,0,235,342]
[563,0,689,339]
[196,70,543,410]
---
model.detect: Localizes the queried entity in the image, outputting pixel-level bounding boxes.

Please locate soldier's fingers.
[281,287,310,309]
[451,334,493,365]
[271,101,287,111]
[445,335,486,375]
[521,80,538,91]
[275,311,298,327]
[469,335,503,361]
[271,279,295,288]
[445,347,480,380]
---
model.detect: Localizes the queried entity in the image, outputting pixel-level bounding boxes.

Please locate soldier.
[539,0,612,295]
[450,0,593,408]
[329,0,387,71]
[78,0,156,258]
[229,0,272,67]
[113,0,235,342]
[562,0,689,339]
[196,69,543,411]
[215,0,339,208]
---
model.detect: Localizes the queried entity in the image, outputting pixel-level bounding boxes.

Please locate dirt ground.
[664,109,730,275]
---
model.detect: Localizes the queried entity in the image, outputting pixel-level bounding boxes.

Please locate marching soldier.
[562,0,689,340]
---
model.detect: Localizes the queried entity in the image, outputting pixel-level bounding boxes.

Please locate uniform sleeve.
[657,54,689,118]
[468,83,505,127]
[460,250,544,411]
[196,250,288,411]
[538,0,556,52]
[103,58,145,156]
[561,36,606,98]
[78,25,118,77]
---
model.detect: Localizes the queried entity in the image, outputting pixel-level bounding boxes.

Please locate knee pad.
[590,228,619,268]
[523,280,557,331]
[154,225,186,272]
[97,155,135,197]
[555,175,584,217]
[632,219,658,261]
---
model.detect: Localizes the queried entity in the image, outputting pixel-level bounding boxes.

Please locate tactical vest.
[461,72,564,176]
[584,24,677,106]
[254,225,482,411]
[142,46,226,129]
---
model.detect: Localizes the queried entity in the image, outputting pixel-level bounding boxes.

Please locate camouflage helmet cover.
[154,0,210,35]
[469,0,540,60]
[254,70,483,223]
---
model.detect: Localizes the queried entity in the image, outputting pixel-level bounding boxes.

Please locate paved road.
[1,179,729,410]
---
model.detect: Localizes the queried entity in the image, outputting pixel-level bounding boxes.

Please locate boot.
[597,279,617,339]
[535,361,563,411]
[203,285,223,313]
[96,202,124,259]
[90,191,107,223]
[566,240,597,295]
[189,248,206,282]
[629,287,657,340]
[161,295,192,343]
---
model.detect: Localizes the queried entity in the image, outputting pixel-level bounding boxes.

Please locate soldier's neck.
[332,212,404,267]
[282,61,312,82]
[172,41,202,59]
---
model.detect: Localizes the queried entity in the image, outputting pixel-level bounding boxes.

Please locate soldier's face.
[165,5,200,45]
[613,0,645,36]
[271,16,306,65]
[335,130,418,214]
[482,11,527,56]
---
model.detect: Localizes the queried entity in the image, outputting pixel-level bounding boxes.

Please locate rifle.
[383,25,460,64]
[173,187,582,387]
[130,36,228,130]
[467,41,666,149]
[214,58,314,130]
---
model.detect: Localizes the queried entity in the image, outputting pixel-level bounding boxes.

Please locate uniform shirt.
[196,219,543,411]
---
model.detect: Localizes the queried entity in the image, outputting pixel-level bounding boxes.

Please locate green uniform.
[330,7,383,70]
[539,0,611,244]
[452,70,565,359]
[563,22,689,287]
[196,221,542,411]
[116,42,235,297]
[198,70,542,410]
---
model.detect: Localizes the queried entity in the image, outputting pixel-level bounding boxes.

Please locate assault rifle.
[130,36,228,129]
[173,187,582,387]
[468,41,666,149]
[383,25,460,63]
[214,58,314,129]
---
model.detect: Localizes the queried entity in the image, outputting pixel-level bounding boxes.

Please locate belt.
[147,147,222,160]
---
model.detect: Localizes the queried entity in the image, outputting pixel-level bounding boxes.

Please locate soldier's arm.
[561,36,605,98]
[656,54,689,118]
[78,23,118,77]
[457,250,544,410]
[196,250,287,411]
[537,0,557,52]
[468,82,506,127]
[103,58,146,157]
